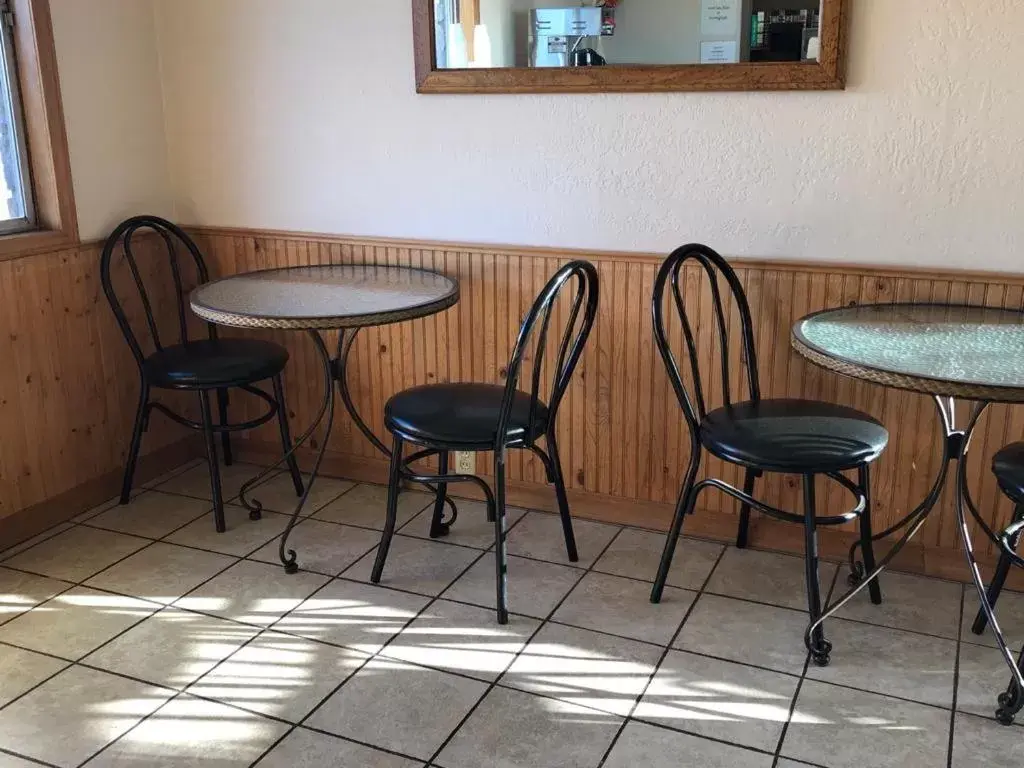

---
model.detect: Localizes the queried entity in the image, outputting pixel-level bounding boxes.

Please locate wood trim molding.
[186,225,1024,285]
[412,0,848,94]
[0,0,78,261]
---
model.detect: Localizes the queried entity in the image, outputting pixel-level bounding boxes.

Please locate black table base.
[235,328,458,574]
[807,395,1024,724]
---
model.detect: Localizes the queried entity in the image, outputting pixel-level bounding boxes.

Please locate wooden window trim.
[0,0,77,261]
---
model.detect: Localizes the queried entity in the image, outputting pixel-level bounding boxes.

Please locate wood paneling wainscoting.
[191,227,1024,588]
[0,237,197,548]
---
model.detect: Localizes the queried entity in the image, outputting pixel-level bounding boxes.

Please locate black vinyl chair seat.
[385,383,548,450]
[994,442,1024,504]
[700,399,889,474]
[143,338,290,389]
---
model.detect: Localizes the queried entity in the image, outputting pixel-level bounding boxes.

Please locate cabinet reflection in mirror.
[412,0,846,93]
[434,0,822,69]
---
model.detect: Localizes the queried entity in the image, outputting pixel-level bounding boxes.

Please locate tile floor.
[0,460,1021,767]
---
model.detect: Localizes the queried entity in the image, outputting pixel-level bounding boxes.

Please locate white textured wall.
[155,0,1024,271]
[50,0,173,241]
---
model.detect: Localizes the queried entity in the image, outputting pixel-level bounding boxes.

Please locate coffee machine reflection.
[529,7,604,67]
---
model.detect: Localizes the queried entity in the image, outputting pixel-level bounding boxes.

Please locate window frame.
[0,0,76,260]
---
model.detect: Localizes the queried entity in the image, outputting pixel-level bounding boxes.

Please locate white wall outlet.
[454,451,476,475]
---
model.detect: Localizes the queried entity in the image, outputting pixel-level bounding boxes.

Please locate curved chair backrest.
[652,244,760,432]
[100,215,211,368]
[496,260,600,450]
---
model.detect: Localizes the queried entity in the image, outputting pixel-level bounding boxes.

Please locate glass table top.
[792,303,1024,396]
[190,264,459,330]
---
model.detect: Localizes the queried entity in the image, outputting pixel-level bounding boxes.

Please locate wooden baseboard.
[236,442,1024,591]
[0,437,201,551]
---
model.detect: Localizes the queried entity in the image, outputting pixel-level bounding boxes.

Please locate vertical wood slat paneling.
[0,238,191,522]
[195,229,1024,561]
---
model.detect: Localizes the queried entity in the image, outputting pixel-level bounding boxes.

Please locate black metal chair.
[370,260,599,624]
[648,244,888,666]
[100,215,303,532]
[971,443,1024,637]
[970,441,1024,724]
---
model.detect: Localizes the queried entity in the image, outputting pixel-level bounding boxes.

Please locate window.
[0,0,76,259]
[0,1,33,234]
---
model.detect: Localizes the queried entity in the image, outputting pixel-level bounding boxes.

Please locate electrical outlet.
[454,451,476,475]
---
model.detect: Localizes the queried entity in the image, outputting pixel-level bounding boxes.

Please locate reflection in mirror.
[433,0,823,69]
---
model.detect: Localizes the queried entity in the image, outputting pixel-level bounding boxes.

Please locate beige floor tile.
[83,608,260,690]
[0,751,49,767]
[0,523,74,559]
[808,619,957,708]
[344,535,481,597]
[379,599,539,681]
[249,520,382,577]
[0,587,156,660]
[782,680,951,768]
[83,491,211,539]
[674,594,810,674]
[593,528,724,591]
[313,484,433,530]
[956,642,1024,721]
[0,665,172,767]
[833,569,962,639]
[85,542,236,605]
[86,693,289,768]
[442,553,583,619]
[951,712,1024,767]
[2,526,149,583]
[399,499,528,550]
[705,547,837,613]
[174,559,329,627]
[553,571,696,646]
[258,727,421,768]
[141,458,204,488]
[0,567,71,619]
[154,460,263,501]
[164,506,288,556]
[189,631,369,722]
[245,471,354,516]
[436,685,622,768]
[0,644,69,707]
[603,720,774,768]
[961,587,1024,650]
[635,649,799,752]
[307,657,487,761]
[504,621,661,716]
[505,512,620,568]
[275,579,430,654]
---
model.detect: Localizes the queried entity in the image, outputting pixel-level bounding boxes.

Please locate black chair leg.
[272,375,304,497]
[547,432,579,563]
[736,468,759,549]
[429,452,450,539]
[494,451,509,625]
[651,466,700,604]
[371,434,404,583]
[120,384,150,504]
[803,473,831,666]
[857,464,883,605]
[973,502,1024,635]
[216,388,232,467]
[199,391,226,533]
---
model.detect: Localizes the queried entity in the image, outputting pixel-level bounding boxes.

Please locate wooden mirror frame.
[413,0,847,94]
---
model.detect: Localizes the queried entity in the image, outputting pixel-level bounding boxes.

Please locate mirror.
[412,0,847,93]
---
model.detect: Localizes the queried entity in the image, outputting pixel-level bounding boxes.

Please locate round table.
[792,302,1024,724]
[191,264,459,572]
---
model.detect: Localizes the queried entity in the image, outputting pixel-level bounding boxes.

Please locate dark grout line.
[0,745,61,768]
[595,542,730,768]
[772,565,842,765]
